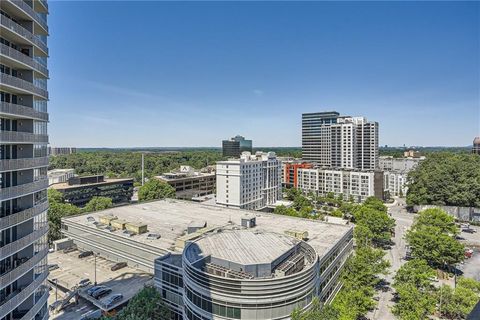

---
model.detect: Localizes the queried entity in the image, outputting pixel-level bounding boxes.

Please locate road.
[371,198,414,320]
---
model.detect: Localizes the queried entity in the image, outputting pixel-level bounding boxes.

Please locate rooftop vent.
[241,215,256,228]
[86,216,95,223]
[147,233,161,240]
[122,230,135,237]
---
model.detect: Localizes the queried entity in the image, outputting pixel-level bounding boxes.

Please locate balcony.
[18,289,49,320]
[0,73,48,99]
[0,225,48,259]
[0,101,48,121]
[0,131,48,144]
[1,43,49,77]
[0,14,48,55]
[0,156,49,172]
[0,201,49,230]
[6,0,49,34]
[0,177,49,201]
[0,248,48,290]
[0,270,48,317]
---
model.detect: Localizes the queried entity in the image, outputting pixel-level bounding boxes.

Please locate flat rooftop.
[51,178,133,190]
[63,199,352,259]
[185,230,299,266]
[155,172,215,181]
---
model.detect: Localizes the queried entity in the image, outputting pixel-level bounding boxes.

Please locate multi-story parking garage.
[0,1,49,320]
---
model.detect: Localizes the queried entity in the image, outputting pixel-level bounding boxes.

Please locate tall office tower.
[473,137,480,155]
[216,151,282,210]
[302,112,379,170]
[0,1,50,319]
[222,135,253,157]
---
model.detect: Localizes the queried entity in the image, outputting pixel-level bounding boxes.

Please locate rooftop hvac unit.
[241,215,256,228]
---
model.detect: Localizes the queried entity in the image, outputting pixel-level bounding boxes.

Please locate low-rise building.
[48,168,76,186]
[60,199,353,319]
[48,146,77,156]
[378,156,424,172]
[379,156,424,197]
[297,168,384,202]
[216,151,282,210]
[155,166,215,200]
[282,161,313,188]
[383,171,407,197]
[51,175,134,206]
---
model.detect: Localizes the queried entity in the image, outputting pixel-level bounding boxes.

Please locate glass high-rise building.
[0,1,50,319]
[222,135,252,157]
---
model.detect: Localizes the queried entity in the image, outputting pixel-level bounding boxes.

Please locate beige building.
[155,166,215,200]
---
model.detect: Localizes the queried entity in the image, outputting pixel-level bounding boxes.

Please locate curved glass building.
[0,0,49,319]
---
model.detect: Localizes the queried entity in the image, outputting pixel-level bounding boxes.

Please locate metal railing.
[0,73,48,99]
[0,14,48,54]
[0,201,49,230]
[0,101,48,121]
[0,226,48,259]
[0,248,48,289]
[7,0,48,33]
[0,43,49,77]
[0,270,48,317]
[0,131,49,144]
[19,288,49,320]
[0,156,49,172]
[0,178,48,201]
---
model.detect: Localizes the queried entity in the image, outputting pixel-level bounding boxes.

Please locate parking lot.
[48,249,153,319]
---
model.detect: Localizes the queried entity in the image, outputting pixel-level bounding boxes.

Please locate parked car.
[104,294,123,308]
[92,288,112,299]
[48,264,59,271]
[63,247,77,254]
[87,286,106,296]
[462,228,477,234]
[78,279,91,288]
[110,262,127,271]
[78,251,94,258]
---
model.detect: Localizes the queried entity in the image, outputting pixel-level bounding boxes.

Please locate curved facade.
[0,1,49,319]
[155,228,353,320]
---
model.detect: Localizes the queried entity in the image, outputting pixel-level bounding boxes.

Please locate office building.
[155,166,215,200]
[0,1,49,319]
[297,168,384,202]
[47,168,75,186]
[60,199,353,320]
[282,161,313,188]
[222,135,252,158]
[216,151,282,210]
[473,137,480,155]
[47,146,76,156]
[50,175,134,206]
[302,112,379,170]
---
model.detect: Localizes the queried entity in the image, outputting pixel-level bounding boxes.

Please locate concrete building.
[222,135,252,158]
[47,146,76,156]
[216,151,282,210]
[403,150,422,158]
[282,161,313,188]
[60,199,353,320]
[383,171,407,197]
[302,112,379,170]
[378,156,424,172]
[50,175,134,207]
[297,168,384,202]
[379,156,424,197]
[0,1,50,319]
[155,166,216,200]
[473,137,480,155]
[47,168,75,186]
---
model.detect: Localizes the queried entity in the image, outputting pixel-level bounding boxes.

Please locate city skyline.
[48,1,479,147]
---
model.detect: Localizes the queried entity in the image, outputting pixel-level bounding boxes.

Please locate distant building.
[48,146,77,156]
[403,149,422,158]
[297,168,384,202]
[383,171,407,197]
[48,168,76,186]
[282,161,313,188]
[216,151,282,210]
[222,135,252,157]
[379,156,424,172]
[379,156,425,197]
[155,166,216,200]
[473,137,480,155]
[50,175,134,206]
[302,112,379,170]
[60,199,353,319]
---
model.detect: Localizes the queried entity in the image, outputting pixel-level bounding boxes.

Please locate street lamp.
[94,253,97,286]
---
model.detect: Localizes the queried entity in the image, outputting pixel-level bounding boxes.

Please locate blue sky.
[48,1,479,147]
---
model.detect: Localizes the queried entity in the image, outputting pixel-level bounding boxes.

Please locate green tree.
[48,188,64,203]
[414,208,458,235]
[362,196,388,213]
[138,179,176,201]
[393,259,436,290]
[291,299,339,320]
[352,206,395,247]
[332,286,376,320]
[83,196,113,212]
[103,286,170,320]
[48,201,81,243]
[437,277,480,319]
[392,283,436,320]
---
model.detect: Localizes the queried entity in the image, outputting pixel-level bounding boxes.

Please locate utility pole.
[94,253,97,286]
[141,153,145,186]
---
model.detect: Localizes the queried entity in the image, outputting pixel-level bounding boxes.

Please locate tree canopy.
[406,153,480,207]
[83,196,113,212]
[138,179,176,201]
